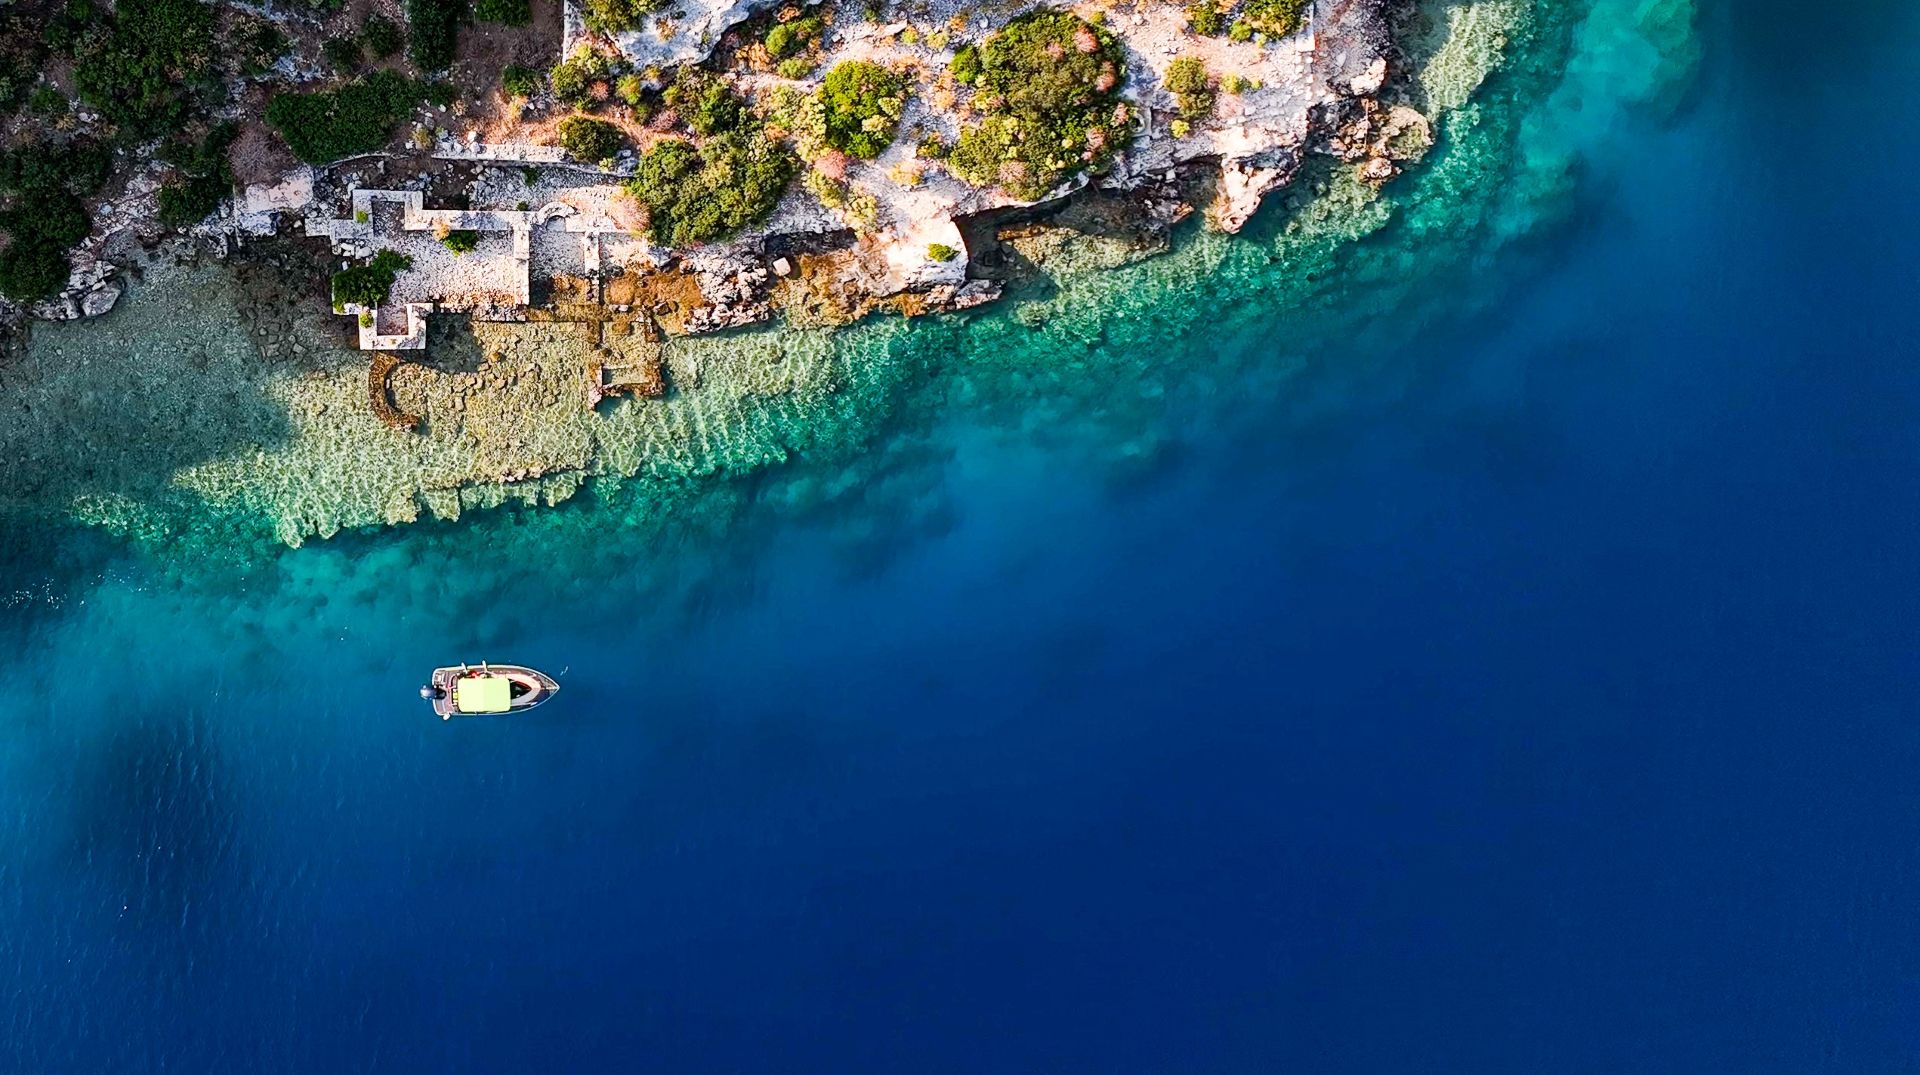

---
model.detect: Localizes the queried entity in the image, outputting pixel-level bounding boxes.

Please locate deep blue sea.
[5,1,1920,1070]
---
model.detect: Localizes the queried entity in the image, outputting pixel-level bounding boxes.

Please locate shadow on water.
[0,274,298,508]
[65,707,245,941]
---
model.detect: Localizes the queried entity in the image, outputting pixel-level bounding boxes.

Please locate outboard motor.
[419,685,434,701]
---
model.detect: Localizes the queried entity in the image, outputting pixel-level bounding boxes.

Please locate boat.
[420,662,560,719]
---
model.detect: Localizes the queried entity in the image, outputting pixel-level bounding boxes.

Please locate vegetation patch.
[473,0,530,24]
[405,0,463,70]
[947,12,1133,201]
[927,242,958,262]
[624,133,797,246]
[818,60,905,160]
[362,14,405,59]
[1184,0,1225,36]
[1164,57,1215,120]
[501,64,540,100]
[550,46,615,106]
[0,141,111,302]
[582,0,663,35]
[765,10,825,75]
[0,15,49,116]
[1239,0,1307,37]
[557,115,626,165]
[156,123,237,228]
[440,229,479,253]
[331,249,412,309]
[266,71,429,163]
[71,0,217,136]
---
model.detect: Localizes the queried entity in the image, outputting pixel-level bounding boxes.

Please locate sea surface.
[5,0,1920,1070]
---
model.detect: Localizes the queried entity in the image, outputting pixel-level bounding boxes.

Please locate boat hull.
[425,664,560,718]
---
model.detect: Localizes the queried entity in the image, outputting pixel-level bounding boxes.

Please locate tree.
[331,249,413,309]
[947,12,1132,200]
[819,60,905,160]
[557,115,626,165]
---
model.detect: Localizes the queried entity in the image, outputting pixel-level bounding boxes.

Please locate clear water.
[4,0,1919,1069]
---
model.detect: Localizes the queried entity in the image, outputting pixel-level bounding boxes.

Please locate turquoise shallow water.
[9,0,1920,1069]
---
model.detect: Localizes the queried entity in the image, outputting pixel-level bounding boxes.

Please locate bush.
[501,63,539,99]
[266,70,426,163]
[1164,56,1214,119]
[155,122,236,227]
[927,242,957,262]
[473,0,528,24]
[1241,0,1307,36]
[614,74,648,108]
[582,0,662,35]
[1226,19,1254,42]
[441,228,478,252]
[71,0,216,136]
[362,14,404,59]
[663,70,744,136]
[405,0,462,70]
[624,131,797,246]
[764,13,822,60]
[549,47,611,105]
[28,86,68,117]
[331,248,412,309]
[0,16,49,115]
[949,43,980,83]
[0,141,111,302]
[322,35,364,72]
[230,15,289,77]
[775,57,817,80]
[948,12,1132,200]
[1184,0,1225,36]
[818,60,905,159]
[557,115,625,164]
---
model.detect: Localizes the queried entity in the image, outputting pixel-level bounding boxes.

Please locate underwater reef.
[0,0,1700,625]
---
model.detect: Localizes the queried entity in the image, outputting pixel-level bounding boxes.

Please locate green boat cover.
[455,676,512,714]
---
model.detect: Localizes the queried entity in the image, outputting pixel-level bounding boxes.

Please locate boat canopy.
[454,676,512,714]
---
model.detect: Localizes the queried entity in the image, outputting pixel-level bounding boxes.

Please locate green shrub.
[362,14,404,59]
[155,122,236,227]
[0,17,49,115]
[775,56,817,80]
[582,0,662,35]
[624,131,797,246]
[916,132,949,159]
[949,43,980,83]
[230,15,289,77]
[28,86,68,117]
[549,47,611,105]
[927,242,957,262]
[557,115,626,164]
[662,70,744,136]
[0,141,111,302]
[405,0,462,70]
[1164,56,1214,119]
[502,63,539,99]
[615,74,648,108]
[71,0,216,136]
[1184,0,1225,36]
[0,242,73,303]
[765,13,822,60]
[1226,19,1254,42]
[441,228,479,252]
[331,248,412,308]
[818,60,905,159]
[473,0,529,24]
[948,12,1132,200]
[322,35,364,72]
[266,70,426,163]
[1241,0,1306,36]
